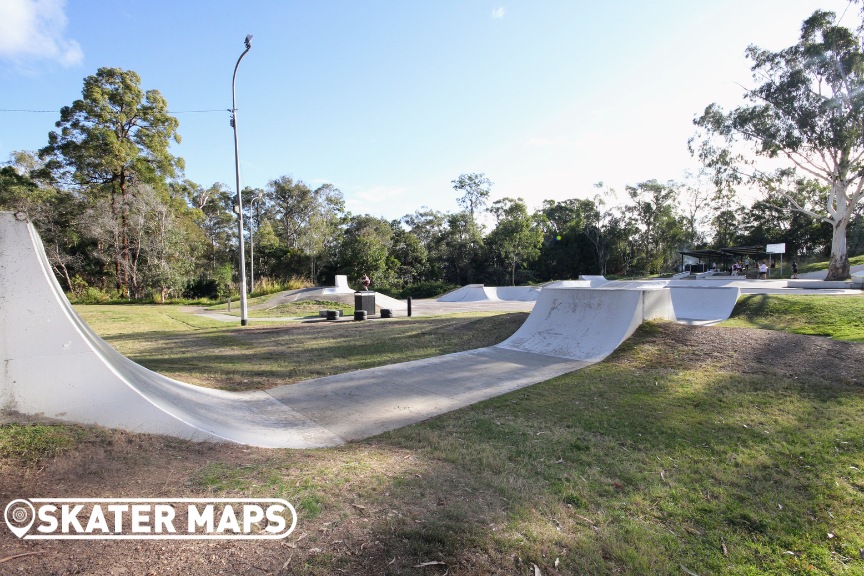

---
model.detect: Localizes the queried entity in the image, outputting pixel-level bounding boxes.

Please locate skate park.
[1,212,861,448]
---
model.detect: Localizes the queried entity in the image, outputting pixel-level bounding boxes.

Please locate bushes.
[389,280,459,299]
[70,286,113,304]
[251,276,312,298]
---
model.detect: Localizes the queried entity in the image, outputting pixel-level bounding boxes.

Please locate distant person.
[792,262,799,279]
[361,273,371,291]
[758,261,768,279]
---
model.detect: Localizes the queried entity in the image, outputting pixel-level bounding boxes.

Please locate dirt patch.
[610,322,864,385]
[1,324,862,575]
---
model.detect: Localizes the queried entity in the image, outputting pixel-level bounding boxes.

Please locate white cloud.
[0,0,83,67]
[523,136,575,150]
[354,184,408,203]
[343,184,411,216]
[491,7,506,20]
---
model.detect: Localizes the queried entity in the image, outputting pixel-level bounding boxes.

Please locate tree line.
[2,8,864,297]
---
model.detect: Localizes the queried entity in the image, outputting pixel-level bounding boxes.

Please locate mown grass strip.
[23,295,861,573]
[723,294,864,341]
[74,305,527,390]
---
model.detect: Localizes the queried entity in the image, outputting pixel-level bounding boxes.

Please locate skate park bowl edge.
[1,212,740,447]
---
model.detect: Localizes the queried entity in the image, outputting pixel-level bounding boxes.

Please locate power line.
[169,109,227,113]
[0,109,56,113]
[0,108,226,114]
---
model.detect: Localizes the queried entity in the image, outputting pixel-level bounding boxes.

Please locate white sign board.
[766,243,786,254]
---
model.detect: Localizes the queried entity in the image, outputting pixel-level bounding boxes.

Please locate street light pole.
[249,190,263,296]
[231,34,253,326]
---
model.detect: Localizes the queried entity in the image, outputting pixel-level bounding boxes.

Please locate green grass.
[788,253,864,277]
[723,294,864,341]
[32,318,858,575]
[6,295,863,573]
[0,424,92,464]
[74,305,526,390]
[206,292,280,311]
[223,299,355,318]
[365,323,864,574]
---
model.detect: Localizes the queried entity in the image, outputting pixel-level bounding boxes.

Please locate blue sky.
[0,0,856,220]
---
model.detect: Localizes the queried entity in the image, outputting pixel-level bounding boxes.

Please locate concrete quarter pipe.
[0,213,737,447]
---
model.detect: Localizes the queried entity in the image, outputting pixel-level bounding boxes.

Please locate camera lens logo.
[4,500,35,538]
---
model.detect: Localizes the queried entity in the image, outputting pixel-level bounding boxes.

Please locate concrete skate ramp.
[334,274,350,290]
[0,213,735,447]
[669,286,740,325]
[438,284,500,302]
[492,286,541,301]
[437,284,540,302]
[252,286,406,311]
[0,214,588,446]
[578,275,610,287]
[0,213,343,447]
[497,287,675,361]
[544,280,592,288]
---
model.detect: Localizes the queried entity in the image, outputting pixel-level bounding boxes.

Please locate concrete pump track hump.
[4,211,851,448]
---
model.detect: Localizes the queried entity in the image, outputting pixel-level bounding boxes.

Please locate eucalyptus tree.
[0,151,58,216]
[452,172,493,224]
[488,197,544,285]
[693,10,864,280]
[441,211,485,285]
[39,67,182,295]
[82,183,200,300]
[679,171,713,249]
[267,175,313,249]
[580,184,627,277]
[335,215,393,289]
[174,181,235,273]
[300,183,345,282]
[389,225,429,286]
[401,208,447,278]
[537,197,599,279]
[264,176,346,281]
[1,151,96,292]
[740,180,833,257]
[624,180,685,275]
[447,173,492,284]
[0,164,42,213]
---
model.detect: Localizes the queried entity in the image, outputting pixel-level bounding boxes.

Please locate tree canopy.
[4,48,863,303]
[39,67,183,294]
[694,9,864,280]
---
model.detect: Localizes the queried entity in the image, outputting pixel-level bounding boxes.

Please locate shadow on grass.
[4,323,863,575]
[329,323,864,575]
[90,313,529,390]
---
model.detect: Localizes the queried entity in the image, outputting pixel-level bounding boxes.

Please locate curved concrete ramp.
[578,275,610,287]
[251,286,407,312]
[0,214,584,446]
[438,284,501,302]
[437,284,540,302]
[1,213,741,447]
[669,286,740,325]
[0,213,343,448]
[494,286,542,301]
[497,287,675,361]
[544,280,592,289]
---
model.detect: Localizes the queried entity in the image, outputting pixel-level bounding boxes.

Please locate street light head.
[245,35,253,49]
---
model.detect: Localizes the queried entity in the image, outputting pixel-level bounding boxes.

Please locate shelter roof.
[679,245,768,259]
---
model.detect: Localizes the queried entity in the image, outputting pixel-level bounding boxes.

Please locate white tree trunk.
[826,215,850,280]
